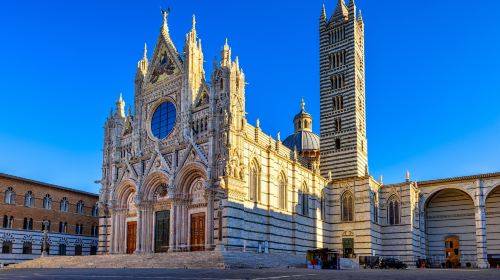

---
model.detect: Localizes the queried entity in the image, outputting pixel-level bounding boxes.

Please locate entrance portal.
[342,238,354,258]
[445,236,460,268]
[155,210,170,253]
[190,213,205,251]
[126,221,137,254]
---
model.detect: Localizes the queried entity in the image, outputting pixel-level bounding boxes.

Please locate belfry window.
[335,118,342,132]
[333,96,344,111]
[341,191,354,222]
[388,195,401,225]
[335,138,341,150]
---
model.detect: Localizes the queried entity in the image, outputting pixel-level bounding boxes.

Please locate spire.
[115,93,126,118]
[143,42,147,60]
[301,98,305,111]
[221,38,232,67]
[320,4,327,22]
[192,14,196,31]
[357,9,364,25]
[406,170,411,182]
[331,0,348,23]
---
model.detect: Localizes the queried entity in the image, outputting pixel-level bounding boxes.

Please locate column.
[135,207,143,254]
[475,180,490,269]
[206,189,215,250]
[168,202,176,252]
[109,210,116,254]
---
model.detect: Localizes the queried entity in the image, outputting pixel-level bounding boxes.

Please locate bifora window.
[151,102,176,139]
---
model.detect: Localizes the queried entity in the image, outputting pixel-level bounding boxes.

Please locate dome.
[283,131,320,152]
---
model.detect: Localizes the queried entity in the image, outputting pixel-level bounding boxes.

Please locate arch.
[387,194,401,225]
[114,179,138,208]
[422,186,474,208]
[425,188,476,266]
[486,184,500,255]
[174,162,207,195]
[43,194,52,209]
[142,171,169,202]
[24,191,34,208]
[341,191,354,222]
[60,197,69,212]
[4,187,15,205]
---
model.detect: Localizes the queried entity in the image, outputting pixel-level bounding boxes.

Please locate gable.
[144,33,183,89]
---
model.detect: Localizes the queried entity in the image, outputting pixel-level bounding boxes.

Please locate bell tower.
[319,0,368,179]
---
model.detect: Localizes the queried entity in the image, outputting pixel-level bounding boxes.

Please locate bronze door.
[190,213,205,251]
[127,221,137,254]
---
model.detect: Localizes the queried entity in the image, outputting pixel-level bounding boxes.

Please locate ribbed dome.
[283,131,320,151]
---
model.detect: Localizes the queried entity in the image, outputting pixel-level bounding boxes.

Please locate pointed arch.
[387,194,401,225]
[114,179,137,208]
[174,162,207,195]
[248,158,261,202]
[341,191,354,222]
[299,182,309,217]
[142,170,169,201]
[278,172,288,210]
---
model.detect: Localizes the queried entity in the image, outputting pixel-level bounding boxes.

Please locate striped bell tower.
[319,0,368,179]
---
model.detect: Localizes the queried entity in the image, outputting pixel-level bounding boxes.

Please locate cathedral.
[98,1,500,268]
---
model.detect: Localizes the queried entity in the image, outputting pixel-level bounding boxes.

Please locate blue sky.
[0,0,499,193]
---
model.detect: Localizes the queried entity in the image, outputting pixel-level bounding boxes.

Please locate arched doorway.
[486,185,500,267]
[112,181,137,255]
[125,191,137,254]
[425,188,475,267]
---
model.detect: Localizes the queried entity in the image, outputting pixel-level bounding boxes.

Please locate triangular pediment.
[144,30,183,88]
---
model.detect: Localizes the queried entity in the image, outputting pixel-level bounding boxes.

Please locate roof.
[0,173,99,198]
[283,131,320,151]
[417,172,500,186]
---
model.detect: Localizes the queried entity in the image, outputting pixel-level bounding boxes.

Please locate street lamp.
[41,220,49,257]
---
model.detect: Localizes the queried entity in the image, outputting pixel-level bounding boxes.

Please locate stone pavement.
[0,268,499,280]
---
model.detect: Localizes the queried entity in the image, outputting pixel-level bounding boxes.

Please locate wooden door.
[190,213,205,251]
[445,236,460,268]
[127,221,137,254]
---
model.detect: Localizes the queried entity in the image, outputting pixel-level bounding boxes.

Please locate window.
[388,195,401,225]
[76,200,84,215]
[24,191,34,207]
[4,187,16,204]
[43,194,52,210]
[341,191,354,222]
[329,50,346,69]
[60,197,69,212]
[249,161,260,202]
[332,96,344,111]
[320,190,326,221]
[330,74,345,90]
[329,26,346,44]
[335,117,342,132]
[58,244,66,256]
[41,220,51,232]
[59,222,68,233]
[2,241,12,254]
[3,215,14,228]
[23,218,33,230]
[22,242,32,254]
[75,245,83,256]
[300,184,309,217]
[90,245,97,255]
[373,192,379,224]
[278,174,287,210]
[335,138,341,150]
[75,224,83,235]
[151,101,176,139]
[91,224,99,237]
[92,204,99,217]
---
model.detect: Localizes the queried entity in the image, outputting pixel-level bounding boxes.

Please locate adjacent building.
[98,0,500,268]
[0,173,99,264]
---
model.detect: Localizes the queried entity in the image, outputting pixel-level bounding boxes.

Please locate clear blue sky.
[0,0,499,193]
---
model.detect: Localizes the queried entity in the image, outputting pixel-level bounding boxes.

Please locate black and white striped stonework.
[319,1,368,180]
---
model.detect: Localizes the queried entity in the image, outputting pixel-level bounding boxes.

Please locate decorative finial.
[256,118,260,128]
[160,6,170,27]
[406,170,411,182]
[192,14,196,30]
[224,38,229,50]
[277,132,281,142]
[301,98,305,111]
[379,175,383,185]
[143,43,147,60]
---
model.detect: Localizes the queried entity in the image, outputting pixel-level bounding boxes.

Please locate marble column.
[475,180,490,268]
[135,208,143,254]
[109,210,116,254]
[168,202,177,252]
[206,189,215,250]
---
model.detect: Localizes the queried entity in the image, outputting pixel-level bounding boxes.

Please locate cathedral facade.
[98,1,500,268]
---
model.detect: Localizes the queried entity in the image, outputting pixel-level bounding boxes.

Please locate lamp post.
[41,220,49,257]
